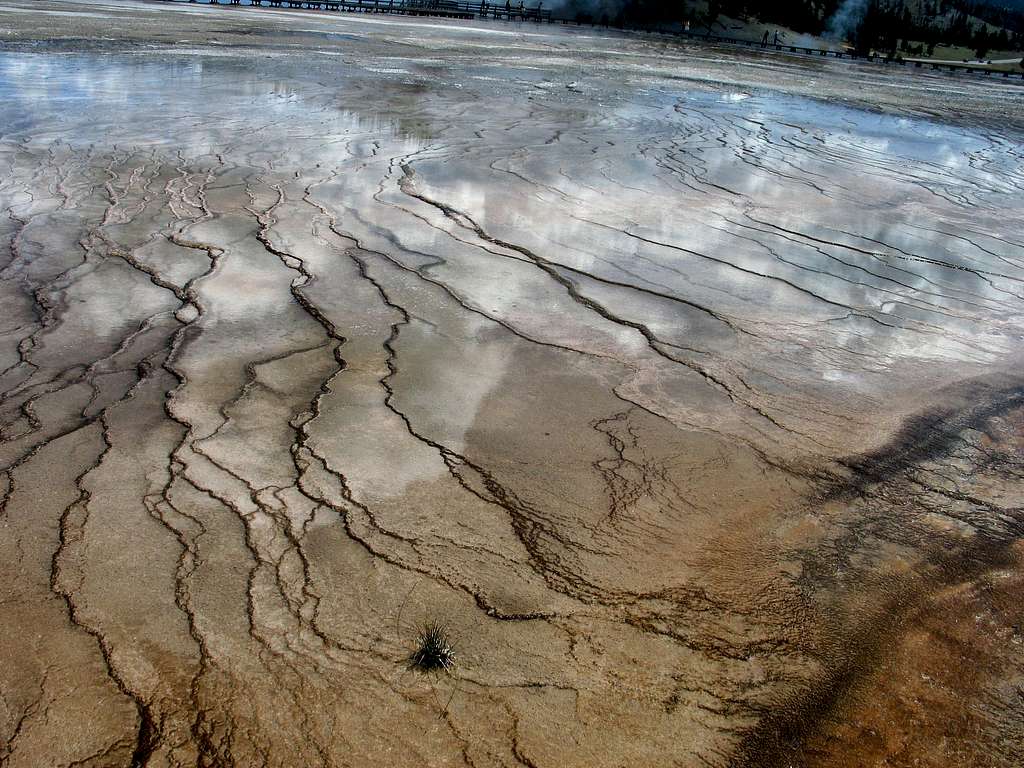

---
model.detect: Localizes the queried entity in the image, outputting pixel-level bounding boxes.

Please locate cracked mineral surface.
[2,1,1024,766]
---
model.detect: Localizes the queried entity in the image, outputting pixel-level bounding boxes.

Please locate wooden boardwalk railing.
[678,30,1024,80]
[182,1,1024,80]
[202,0,552,22]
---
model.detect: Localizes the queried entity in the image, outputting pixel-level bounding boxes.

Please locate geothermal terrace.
[1,1,1024,766]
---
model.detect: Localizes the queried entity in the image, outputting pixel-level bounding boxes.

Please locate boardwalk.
[679,29,1024,79]
[175,1,1024,81]
[199,0,552,22]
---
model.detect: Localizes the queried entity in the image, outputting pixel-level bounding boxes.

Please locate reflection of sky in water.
[0,52,409,150]
[2,47,1021,383]
[407,84,1023,375]
[673,89,1017,184]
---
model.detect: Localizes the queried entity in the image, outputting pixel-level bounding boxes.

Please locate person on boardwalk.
[761,30,769,46]
[773,30,780,45]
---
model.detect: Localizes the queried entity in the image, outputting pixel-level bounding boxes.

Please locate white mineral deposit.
[1,1,1023,766]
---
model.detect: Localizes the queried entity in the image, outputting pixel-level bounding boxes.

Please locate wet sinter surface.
[2,1,1024,766]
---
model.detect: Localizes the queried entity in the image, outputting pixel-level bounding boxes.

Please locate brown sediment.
[737,385,1024,767]
[1,1,1024,766]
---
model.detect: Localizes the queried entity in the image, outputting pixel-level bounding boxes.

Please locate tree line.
[563,0,1024,58]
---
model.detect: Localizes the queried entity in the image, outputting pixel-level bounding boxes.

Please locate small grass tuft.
[408,621,456,673]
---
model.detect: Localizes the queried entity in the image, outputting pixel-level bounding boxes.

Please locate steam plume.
[825,0,870,41]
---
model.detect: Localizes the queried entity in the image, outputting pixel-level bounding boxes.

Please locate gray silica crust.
[1,2,1024,766]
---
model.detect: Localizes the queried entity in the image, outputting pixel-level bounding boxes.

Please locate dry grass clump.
[408,621,456,673]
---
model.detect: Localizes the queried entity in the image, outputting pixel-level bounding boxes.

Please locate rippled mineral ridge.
[2,1,1024,766]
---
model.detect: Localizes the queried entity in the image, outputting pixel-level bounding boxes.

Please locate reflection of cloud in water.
[3,10,1024,767]
[0,51,427,148]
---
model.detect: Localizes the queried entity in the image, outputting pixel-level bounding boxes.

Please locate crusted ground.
[1,2,1024,766]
